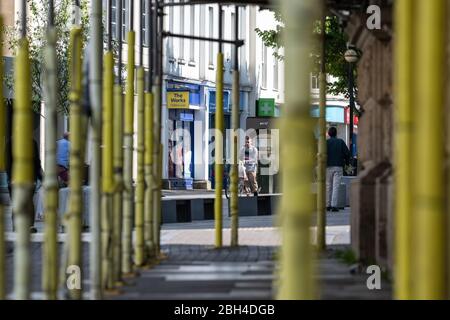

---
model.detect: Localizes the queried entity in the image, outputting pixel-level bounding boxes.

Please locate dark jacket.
[326,137,350,167]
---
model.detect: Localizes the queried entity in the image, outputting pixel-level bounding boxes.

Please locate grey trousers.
[326,166,343,207]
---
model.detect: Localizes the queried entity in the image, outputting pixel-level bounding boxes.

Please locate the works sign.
[167,91,190,109]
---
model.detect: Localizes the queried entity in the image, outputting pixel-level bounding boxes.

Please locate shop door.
[168,110,194,179]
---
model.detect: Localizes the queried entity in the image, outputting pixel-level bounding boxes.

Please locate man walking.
[56,132,70,186]
[326,127,350,212]
[240,136,259,196]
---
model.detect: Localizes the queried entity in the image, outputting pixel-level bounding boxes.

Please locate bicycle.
[224,161,247,199]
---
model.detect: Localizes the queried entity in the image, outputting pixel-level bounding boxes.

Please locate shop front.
[164,81,201,190]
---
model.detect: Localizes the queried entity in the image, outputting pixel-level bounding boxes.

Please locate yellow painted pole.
[412,0,447,299]
[215,53,224,248]
[0,15,6,300]
[135,66,145,266]
[101,51,114,290]
[230,70,239,247]
[67,28,83,300]
[144,92,154,261]
[13,36,33,300]
[394,0,414,300]
[122,31,135,275]
[112,83,124,284]
[316,13,327,252]
[42,25,59,300]
[277,0,319,300]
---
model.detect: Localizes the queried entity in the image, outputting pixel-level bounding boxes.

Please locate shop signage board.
[167,91,190,109]
[257,98,276,117]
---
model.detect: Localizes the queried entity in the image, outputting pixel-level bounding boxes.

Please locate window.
[261,45,267,88]
[111,0,129,42]
[179,5,185,61]
[209,7,214,66]
[231,12,236,68]
[311,74,319,90]
[239,6,246,70]
[169,0,174,60]
[273,50,279,90]
[189,6,195,63]
[142,0,149,47]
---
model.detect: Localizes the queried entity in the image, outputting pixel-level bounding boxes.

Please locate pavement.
[2,190,392,300]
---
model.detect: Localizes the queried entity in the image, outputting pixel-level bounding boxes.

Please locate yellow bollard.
[135,67,145,266]
[101,51,114,290]
[412,0,447,299]
[214,53,224,249]
[67,28,83,300]
[122,31,135,275]
[277,0,319,300]
[393,0,414,300]
[144,92,154,260]
[13,37,33,300]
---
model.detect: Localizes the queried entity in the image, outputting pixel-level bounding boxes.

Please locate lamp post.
[344,47,358,173]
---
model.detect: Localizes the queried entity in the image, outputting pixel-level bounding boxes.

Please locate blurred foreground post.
[277,0,319,299]
[412,0,447,299]
[89,0,103,300]
[393,0,414,300]
[42,0,59,299]
[67,27,83,300]
[13,0,33,299]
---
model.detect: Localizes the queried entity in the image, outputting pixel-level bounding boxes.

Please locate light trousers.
[326,166,343,208]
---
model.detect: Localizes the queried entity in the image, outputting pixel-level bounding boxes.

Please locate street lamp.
[344,46,359,175]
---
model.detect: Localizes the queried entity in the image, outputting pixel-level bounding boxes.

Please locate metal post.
[412,0,447,299]
[144,0,155,263]
[0,14,6,300]
[316,11,326,252]
[277,0,319,300]
[214,5,224,249]
[89,0,103,300]
[112,0,124,288]
[348,61,355,163]
[394,0,414,300]
[42,0,59,299]
[152,0,163,257]
[230,5,239,247]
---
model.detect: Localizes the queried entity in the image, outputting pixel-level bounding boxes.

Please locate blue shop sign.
[168,81,201,106]
[209,90,246,113]
[311,105,345,123]
[209,91,230,113]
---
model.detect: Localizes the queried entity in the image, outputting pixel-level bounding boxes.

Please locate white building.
[4,1,353,190]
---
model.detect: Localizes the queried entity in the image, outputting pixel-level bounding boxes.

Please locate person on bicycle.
[240,136,259,196]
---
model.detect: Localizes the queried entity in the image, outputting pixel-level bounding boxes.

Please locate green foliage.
[3,0,90,114]
[255,12,360,97]
[334,248,358,265]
